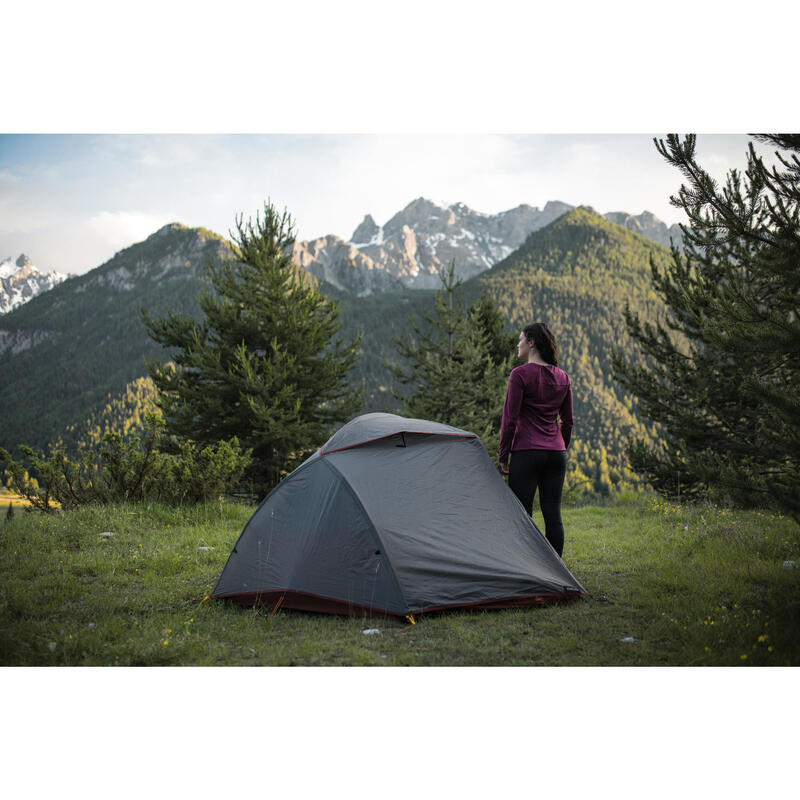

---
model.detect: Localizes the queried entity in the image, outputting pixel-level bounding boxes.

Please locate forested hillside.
[57,375,161,449]
[469,207,672,495]
[0,225,227,451]
[0,223,347,455]
[1,208,673,498]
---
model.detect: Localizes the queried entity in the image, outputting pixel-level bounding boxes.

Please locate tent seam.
[321,431,476,455]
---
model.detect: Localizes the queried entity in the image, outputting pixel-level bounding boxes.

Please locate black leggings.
[508,449,567,556]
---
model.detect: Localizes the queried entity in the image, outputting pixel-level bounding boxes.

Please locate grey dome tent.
[213,413,587,618]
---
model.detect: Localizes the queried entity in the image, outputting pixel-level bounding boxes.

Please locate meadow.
[1,495,798,666]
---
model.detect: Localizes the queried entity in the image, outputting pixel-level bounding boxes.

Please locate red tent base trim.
[213,588,587,619]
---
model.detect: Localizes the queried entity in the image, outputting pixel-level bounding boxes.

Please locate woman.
[497,322,573,557]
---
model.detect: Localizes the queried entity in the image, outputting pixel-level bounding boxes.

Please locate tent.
[213,413,587,618]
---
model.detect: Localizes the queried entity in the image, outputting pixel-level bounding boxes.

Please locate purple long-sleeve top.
[498,362,573,463]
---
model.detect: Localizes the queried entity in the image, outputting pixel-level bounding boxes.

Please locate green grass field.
[1,495,798,666]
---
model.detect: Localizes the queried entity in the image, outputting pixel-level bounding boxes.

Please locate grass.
[1,495,799,666]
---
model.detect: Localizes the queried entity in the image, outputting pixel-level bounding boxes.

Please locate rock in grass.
[783,560,797,569]
[99,531,116,538]
[197,546,214,552]
[48,642,56,652]
[362,628,381,635]
[620,636,637,643]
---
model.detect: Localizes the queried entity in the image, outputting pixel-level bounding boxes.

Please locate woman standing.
[497,322,573,557]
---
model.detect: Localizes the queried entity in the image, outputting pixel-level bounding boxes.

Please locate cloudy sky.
[0,133,770,275]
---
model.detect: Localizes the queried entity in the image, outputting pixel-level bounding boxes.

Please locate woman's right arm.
[498,371,523,466]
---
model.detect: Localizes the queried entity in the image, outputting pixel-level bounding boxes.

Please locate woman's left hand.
[498,460,509,475]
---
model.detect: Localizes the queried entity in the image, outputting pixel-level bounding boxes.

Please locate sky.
[0,133,771,275]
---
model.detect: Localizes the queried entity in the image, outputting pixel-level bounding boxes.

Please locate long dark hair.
[523,321,559,366]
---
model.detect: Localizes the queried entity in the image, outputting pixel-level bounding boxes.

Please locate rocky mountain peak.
[1,253,67,315]
[542,200,573,215]
[289,197,685,298]
[384,198,443,235]
[604,210,683,249]
[407,197,439,211]
[351,214,379,244]
[152,222,188,239]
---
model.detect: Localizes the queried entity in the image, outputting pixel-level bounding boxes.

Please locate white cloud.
[85,210,178,251]
[0,210,184,275]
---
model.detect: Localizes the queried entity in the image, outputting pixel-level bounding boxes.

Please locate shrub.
[0,415,251,511]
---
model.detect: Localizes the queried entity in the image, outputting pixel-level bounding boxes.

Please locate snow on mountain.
[0,256,19,280]
[0,254,68,314]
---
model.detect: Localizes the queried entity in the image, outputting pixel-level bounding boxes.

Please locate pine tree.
[463,292,517,458]
[388,262,469,425]
[468,292,518,369]
[144,203,362,494]
[387,263,515,459]
[612,134,800,518]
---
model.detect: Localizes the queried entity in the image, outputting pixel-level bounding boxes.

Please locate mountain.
[291,234,406,294]
[0,254,68,314]
[292,198,572,294]
[603,210,683,250]
[0,224,233,450]
[292,197,681,295]
[0,207,674,499]
[331,207,673,496]
[468,206,672,494]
